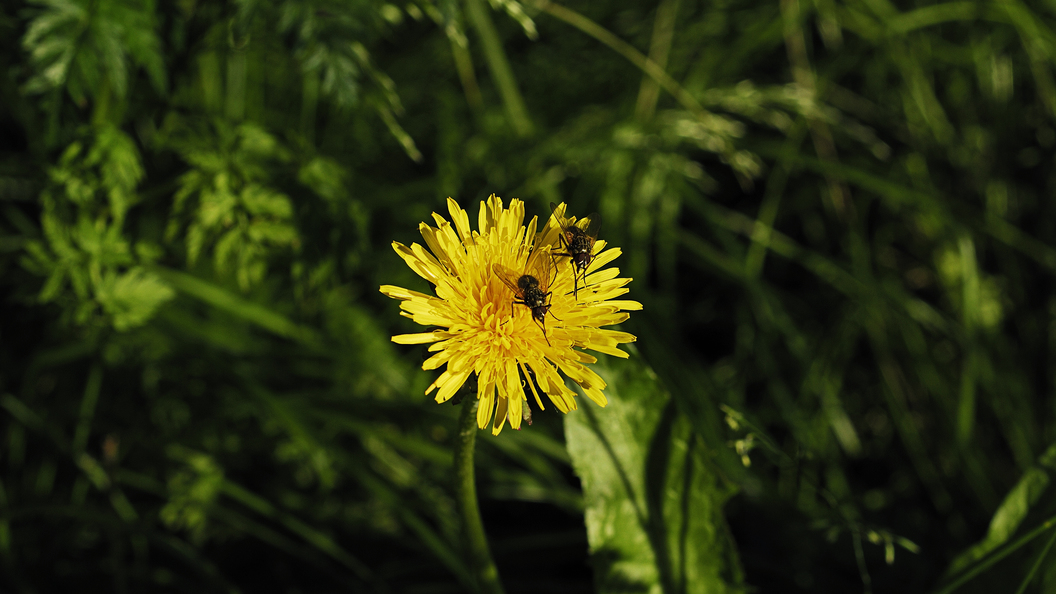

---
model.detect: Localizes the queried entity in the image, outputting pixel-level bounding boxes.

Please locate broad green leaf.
[565,355,743,594]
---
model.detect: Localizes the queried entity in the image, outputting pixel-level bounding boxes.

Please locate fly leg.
[544,292,561,322]
[512,299,527,319]
[535,316,552,347]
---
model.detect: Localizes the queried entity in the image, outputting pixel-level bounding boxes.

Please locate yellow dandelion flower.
[379,194,642,434]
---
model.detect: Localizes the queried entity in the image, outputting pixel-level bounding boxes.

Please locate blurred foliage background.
[4,0,1056,592]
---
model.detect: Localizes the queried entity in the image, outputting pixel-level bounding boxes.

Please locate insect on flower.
[550,202,601,299]
[380,195,642,434]
[493,250,558,346]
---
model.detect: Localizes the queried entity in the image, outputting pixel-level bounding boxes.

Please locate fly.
[493,252,558,346]
[550,202,601,299]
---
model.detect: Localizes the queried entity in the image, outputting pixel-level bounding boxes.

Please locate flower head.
[380,195,641,434]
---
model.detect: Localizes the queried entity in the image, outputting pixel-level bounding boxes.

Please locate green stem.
[464,0,533,137]
[934,513,1056,594]
[531,0,707,118]
[635,0,680,122]
[455,397,505,594]
[1013,523,1056,594]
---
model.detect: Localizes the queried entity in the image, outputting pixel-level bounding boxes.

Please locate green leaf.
[161,445,225,544]
[153,266,323,347]
[166,123,299,288]
[87,126,144,221]
[234,123,287,165]
[240,185,293,218]
[197,177,239,229]
[95,266,175,331]
[297,156,349,203]
[946,442,1056,576]
[212,226,243,276]
[246,220,298,245]
[564,354,743,594]
[22,0,166,102]
[22,0,85,94]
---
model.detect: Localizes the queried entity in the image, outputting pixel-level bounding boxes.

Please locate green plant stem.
[635,0,680,121]
[464,0,533,137]
[531,0,706,118]
[1013,523,1056,594]
[935,513,1056,594]
[455,397,505,594]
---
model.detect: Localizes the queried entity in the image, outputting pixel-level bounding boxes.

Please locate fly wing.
[531,249,554,294]
[492,263,524,297]
[579,212,602,240]
[549,202,572,233]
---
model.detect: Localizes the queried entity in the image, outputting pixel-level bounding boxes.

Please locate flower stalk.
[455,396,506,594]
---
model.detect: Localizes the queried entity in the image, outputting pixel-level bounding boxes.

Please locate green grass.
[3,0,1056,592]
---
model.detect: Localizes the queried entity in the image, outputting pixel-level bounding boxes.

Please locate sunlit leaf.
[565,354,742,594]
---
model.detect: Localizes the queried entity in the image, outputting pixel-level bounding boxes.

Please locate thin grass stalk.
[463,0,533,137]
[934,513,1056,594]
[1012,524,1056,594]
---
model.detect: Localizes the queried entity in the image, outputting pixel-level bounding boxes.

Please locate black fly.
[550,202,601,299]
[493,253,558,346]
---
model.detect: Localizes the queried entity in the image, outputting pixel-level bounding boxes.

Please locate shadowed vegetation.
[2,0,1056,592]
